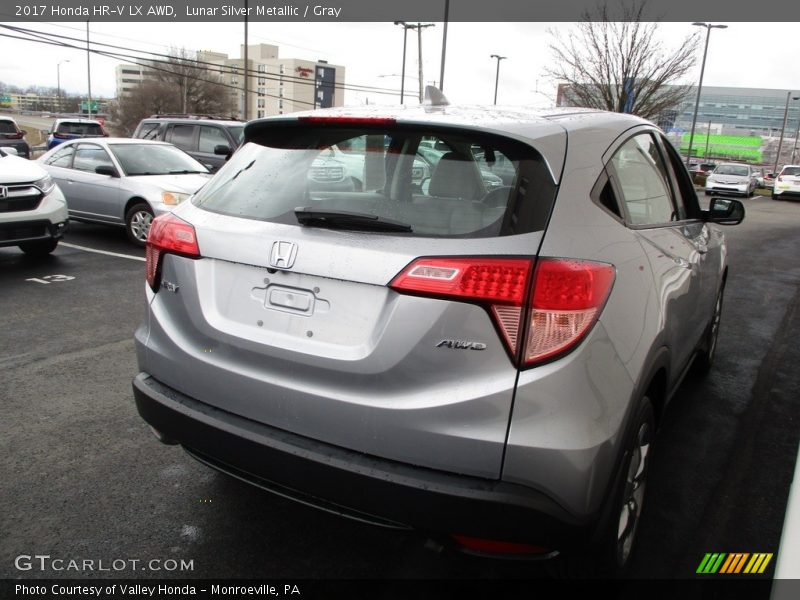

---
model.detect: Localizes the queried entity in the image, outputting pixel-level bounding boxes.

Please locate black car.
[132,115,245,173]
[0,116,31,158]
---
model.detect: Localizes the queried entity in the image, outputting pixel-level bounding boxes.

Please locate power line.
[1,24,403,98]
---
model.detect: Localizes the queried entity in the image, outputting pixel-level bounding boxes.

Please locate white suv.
[0,148,68,256]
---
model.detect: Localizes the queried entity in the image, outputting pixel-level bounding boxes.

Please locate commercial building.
[557,83,800,166]
[118,43,345,121]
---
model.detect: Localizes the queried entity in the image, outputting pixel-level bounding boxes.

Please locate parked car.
[132,100,744,574]
[0,116,32,158]
[37,138,211,245]
[704,162,758,196]
[772,165,800,200]
[0,147,68,255]
[132,115,245,173]
[698,162,717,175]
[46,118,108,150]
[764,172,777,188]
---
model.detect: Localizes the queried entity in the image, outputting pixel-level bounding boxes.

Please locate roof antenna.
[424,86,449,107]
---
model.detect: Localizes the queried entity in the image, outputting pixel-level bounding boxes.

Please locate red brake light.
[390,257,614,367]
[297,116,396,126]
[452,535,551,556]
[145,213,200,291]
[5,132,23,140]
[53,132,68,139]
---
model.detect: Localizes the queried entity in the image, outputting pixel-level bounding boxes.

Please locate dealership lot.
[1,197,799,582]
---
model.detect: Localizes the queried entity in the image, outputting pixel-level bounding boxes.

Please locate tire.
[548,397,655,578]
[606,396,655,574]
[693,284,724,376]
[19,238,58,256]
[125,202,154,246]
[772,193,779,200]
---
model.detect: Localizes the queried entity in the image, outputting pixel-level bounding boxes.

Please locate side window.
[610,134,677,226]
[165,125,197,151]
[44,145,75,168]
[658,135,698,220]
[198,126,229,154]
[137,122,162,140]
[72,145,114,173]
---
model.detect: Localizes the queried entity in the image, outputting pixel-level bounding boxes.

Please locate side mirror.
[2,146,19,156]
[214,144,232,157]
[95,165,119,177]
[705,197,745,225]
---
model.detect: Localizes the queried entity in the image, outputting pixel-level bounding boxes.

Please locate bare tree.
[545,2,699,121]
[111,48,235,135]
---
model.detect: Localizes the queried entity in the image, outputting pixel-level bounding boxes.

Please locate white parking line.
[60,242,146,262]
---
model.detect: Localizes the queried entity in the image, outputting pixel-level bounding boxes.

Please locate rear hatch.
[143,117,562,479]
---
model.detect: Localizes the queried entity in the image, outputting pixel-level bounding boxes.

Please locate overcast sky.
[2,20,800,108]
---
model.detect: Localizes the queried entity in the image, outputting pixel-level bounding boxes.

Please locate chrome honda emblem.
[269,241,298,269]
[0,186,7,199]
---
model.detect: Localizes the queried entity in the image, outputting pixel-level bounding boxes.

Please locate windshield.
[109,144,209,176]
[192,124,554,238]
[228,126,245,146]
[714,165,749,176]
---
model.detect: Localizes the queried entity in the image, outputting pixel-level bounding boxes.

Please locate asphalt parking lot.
[1,197,799,591]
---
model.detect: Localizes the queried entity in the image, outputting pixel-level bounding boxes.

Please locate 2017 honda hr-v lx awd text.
[132,92,744,574]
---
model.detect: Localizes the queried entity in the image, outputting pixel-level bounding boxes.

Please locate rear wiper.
[294,208,413,233]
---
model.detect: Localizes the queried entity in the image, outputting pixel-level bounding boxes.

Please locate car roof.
[54,117,103,124]
[52,137,172,147]
[141,116,244,126]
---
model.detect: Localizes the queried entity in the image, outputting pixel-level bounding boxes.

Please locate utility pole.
[394,21,412,104]
[244,0,249,118]
[86,21,92,118]
[407,23,434,103]
[439,0,449,92]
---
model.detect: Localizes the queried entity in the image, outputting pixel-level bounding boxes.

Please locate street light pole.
[791,100,800,164]
[86,21,92,119]
[772,93,799,174]
[57,60,69,113]
[490,54,506,105]
[685,22,727,167]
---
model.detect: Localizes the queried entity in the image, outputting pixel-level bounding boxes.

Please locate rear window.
[192,124,555,238]
[0,120,18,134]
[781,166,800,176]
[56,122,104,136]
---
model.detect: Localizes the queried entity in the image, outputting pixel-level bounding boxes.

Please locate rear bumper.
[133,372,594,551]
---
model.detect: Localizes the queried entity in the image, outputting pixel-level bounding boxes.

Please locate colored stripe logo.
[697,553,773,574]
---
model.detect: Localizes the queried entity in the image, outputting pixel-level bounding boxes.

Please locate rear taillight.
[777,176,784,182]
[390,257,614,367]
[4,132,24,140]
[145,213,200,292]
[53,132,68,139]
[524,259,615,365]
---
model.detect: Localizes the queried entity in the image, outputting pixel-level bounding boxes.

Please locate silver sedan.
[37,138,212,245]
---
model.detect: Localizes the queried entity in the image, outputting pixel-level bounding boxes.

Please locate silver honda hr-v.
[132,95,744,573]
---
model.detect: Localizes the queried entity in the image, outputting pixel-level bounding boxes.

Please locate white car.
[705,163,758,197]
[38,138,212,245]
[0,148,68,256]
[772,165,800,200]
